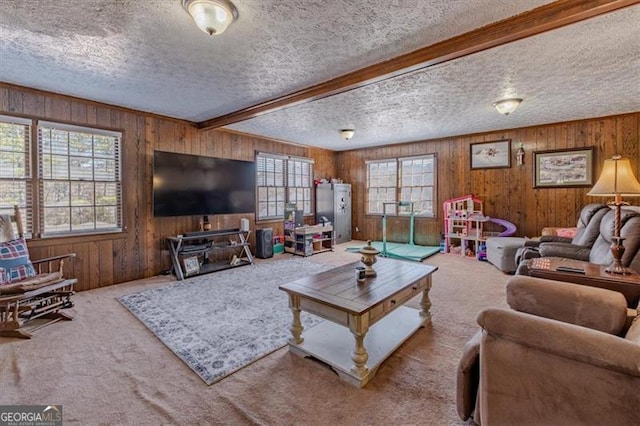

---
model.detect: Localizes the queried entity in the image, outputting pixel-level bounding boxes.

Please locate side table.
[526,257,640,307]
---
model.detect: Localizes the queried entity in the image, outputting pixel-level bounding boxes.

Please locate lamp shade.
[183,0,238,36]
[587,157,640,197]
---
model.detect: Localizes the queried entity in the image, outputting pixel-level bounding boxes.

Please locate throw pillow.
[0,237,36,285]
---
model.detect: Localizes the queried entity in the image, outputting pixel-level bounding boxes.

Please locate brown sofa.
[516,207,640,275]
[515,203,609,263]
[457,275,640,425]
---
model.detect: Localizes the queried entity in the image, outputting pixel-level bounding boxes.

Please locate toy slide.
[488,218,516,237]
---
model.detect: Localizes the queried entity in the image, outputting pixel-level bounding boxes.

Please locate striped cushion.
[0,237,36,285]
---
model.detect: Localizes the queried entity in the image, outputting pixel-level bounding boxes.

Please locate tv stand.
[166,228,254,280]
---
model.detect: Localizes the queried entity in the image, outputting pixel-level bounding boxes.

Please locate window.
[0,115,122,237]
[399,155,435,217]
[287,158,312,215]
[0,115,32,230]
[256,153,314,220]
[366,154,436,217]
[366,160,397,215]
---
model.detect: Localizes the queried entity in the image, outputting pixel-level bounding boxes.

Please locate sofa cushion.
[0,272,64,295]
[506,275,628,335]
[0,237,36,285]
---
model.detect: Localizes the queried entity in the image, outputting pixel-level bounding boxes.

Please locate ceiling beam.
[198,0,639,130]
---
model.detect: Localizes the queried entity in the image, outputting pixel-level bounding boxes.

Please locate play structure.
[443,194,516,260]
[346,201,440,262]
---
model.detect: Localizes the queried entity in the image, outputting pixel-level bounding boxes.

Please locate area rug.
[118,257,332,385]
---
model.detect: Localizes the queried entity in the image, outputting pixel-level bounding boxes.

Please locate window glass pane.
[70,157,94,180]
[70,181,95,206]
[43,207,71,233]
[95,182,118,206]
[43,181,70,205]
[96,206,118,228]
[71,206,95,230]
[0,181,27,207]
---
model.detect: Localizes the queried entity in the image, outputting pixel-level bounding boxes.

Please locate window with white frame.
[0,115,122,237]
[256,153,314,220]
[0,115,32,231]
[366,160,397,215]
[366,154,436,217]
[399,155,436,217]
[287,157,312,215]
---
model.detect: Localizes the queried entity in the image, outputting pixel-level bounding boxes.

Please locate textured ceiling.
[1,1,638,151]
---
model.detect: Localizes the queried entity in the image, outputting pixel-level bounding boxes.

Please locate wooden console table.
[279,257,437,387]
[166,228,254,280]
[526,257,640,307]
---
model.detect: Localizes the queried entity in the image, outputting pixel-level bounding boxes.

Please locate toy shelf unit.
[292,224,333,257]
[443,194,489,260]
[166,228,254,280]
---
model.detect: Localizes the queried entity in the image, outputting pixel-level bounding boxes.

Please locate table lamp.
[587,155,640,274]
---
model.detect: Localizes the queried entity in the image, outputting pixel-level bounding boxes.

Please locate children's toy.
[443,194,516,259]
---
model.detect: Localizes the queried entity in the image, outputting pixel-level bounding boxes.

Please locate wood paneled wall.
[337,113,640,246]
[0,84,336,291]
[3,83,638,290]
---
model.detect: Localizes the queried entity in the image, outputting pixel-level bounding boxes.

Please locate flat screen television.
[153,150,255,217]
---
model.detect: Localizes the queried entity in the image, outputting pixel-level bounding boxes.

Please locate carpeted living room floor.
[0,242,510,425]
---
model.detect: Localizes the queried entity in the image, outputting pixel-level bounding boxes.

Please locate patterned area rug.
[118,257,332,385]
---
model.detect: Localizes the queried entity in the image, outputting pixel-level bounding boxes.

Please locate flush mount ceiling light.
[182,0,238,36]
[339,129,355,140]
[492,98,523,116]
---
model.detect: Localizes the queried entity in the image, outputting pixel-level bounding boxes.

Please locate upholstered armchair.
[457,275,640,425]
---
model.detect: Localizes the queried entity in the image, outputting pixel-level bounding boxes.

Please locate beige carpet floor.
[0,242,509,425]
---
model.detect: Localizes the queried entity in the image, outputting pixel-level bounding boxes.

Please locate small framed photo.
[470,140,511,169]
[533,147,594,188]
[183,256,200,276]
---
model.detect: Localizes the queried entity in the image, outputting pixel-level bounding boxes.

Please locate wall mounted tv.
[153,150,255,217]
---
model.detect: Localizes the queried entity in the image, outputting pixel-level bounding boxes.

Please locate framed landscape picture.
[470,140,511,169]
[533,147,594,188]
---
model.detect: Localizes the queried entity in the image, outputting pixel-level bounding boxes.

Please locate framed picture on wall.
[470,140,511,169]
[533,147,594,188]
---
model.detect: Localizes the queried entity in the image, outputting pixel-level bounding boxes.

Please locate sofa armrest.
[538,235,573,244]
[506,275,628,334]
[478,308,640,377]
[539,243,590,260]
[456,331,481,421]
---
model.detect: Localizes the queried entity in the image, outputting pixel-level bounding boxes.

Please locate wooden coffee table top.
[279,257,437,316]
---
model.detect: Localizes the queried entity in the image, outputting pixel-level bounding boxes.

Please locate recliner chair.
[457,275,640,425]
[515,203,609,264]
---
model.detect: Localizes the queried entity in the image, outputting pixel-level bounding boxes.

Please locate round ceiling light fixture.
[339,129,355,140]
[492,98,523,116]
[182,0,239,36]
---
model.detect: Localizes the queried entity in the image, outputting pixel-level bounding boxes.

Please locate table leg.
[349,314,369,377]
[287,295,304,344]
[419,276,432,322]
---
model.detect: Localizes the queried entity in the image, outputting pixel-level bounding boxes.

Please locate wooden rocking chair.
[0,206,77,338]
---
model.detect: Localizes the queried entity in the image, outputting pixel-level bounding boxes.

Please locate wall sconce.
[339,129,355,141]
[516,143,525,166]
[493,98,523,116]
[182,0,238,36]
